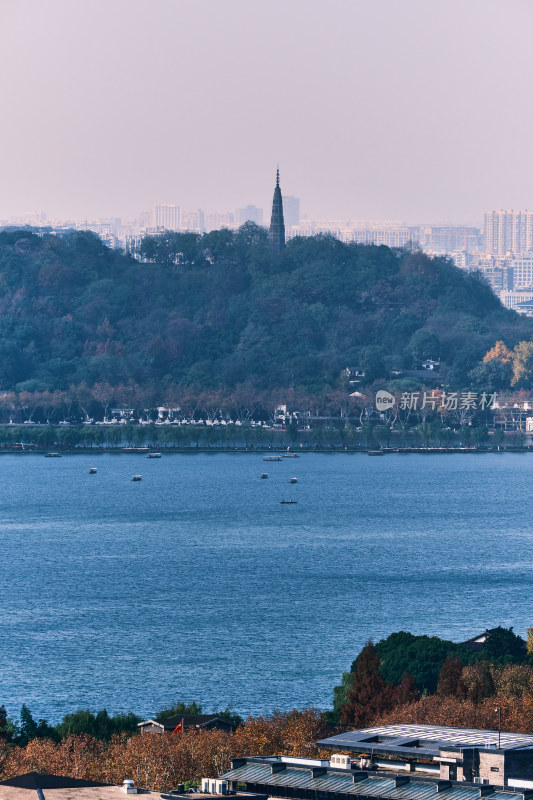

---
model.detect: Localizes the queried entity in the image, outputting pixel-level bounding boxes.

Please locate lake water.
[0,451,532,723]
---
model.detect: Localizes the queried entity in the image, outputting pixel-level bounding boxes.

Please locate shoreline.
[0,445,528,455]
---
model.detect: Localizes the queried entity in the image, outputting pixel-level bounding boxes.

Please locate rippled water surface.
[0,451,532,722]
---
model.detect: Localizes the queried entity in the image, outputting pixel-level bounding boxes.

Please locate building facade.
[484,210,533,256]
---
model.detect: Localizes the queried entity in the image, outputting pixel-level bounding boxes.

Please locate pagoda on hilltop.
[268,168,285,255]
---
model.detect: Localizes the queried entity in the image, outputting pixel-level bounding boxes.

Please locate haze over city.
[2,0,533,225]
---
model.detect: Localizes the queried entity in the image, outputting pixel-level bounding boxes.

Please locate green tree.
[18,705,57,745]
[156,700,203,721]
[407,329,440,364]
[483,626,527,664]
[367,631,474,693]
[0,704,17,742]
[471,426,489,447]
[492,428,505,446]
[56,708,140,740]
[512,341,533,387]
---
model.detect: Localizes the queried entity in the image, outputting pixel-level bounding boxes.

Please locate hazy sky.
[1,0,533,224]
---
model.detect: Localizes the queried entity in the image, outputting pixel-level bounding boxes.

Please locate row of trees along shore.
[3,628,533,790]
[0,422,525,450]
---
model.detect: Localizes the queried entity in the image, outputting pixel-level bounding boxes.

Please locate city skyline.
[2,0,533,223]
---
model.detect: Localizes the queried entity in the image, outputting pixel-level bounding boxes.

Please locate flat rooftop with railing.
[317,725,533,757]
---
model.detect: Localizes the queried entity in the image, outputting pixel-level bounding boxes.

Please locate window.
[490,768,500,773]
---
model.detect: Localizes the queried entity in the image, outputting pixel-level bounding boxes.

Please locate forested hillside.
[0,225,530,395]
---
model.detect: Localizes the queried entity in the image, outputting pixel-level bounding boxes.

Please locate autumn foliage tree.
[340,641,398,726]
[483,341,513,363]
[0,710,331,791]
[436,657,466,698]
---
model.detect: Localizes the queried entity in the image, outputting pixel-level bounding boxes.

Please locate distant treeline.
[0,226,532,397]
[0,701,240,747]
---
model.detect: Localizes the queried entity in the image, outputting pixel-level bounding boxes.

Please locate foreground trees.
[0,710,330,790]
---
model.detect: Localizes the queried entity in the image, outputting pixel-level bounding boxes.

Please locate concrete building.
[499,290,533,313]
[236,205,263,226]
[484,210,533,256]
[180,208,205,232]
[204,211,235,231]
[283,196,300,228]
[153,204,180,231]
[510,256,533,289]
[418,226,481,253]
[316,725,533,788]
[222,758,533,800]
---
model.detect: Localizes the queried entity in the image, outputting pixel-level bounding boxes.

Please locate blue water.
[0,451,532,723]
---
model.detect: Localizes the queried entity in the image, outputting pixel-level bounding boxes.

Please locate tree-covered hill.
[0,225,531,395]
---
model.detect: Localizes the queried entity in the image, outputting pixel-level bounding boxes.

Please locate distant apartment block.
[204,211,235,231]
[418,225,481,253]
[153,204,180,230]
[236,205,263,226]
[180,208,205,232]
[347,225,416,248]
[283,196,300,228]
[286,220,416,248]
[485,210,533,255]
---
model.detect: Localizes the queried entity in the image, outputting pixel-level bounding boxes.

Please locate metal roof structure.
[317,726,533,757]
[220,760,531,800]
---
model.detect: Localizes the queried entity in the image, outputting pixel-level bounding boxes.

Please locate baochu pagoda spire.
[269,167,285,255]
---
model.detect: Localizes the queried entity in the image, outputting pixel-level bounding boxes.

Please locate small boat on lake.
[367,450,384,456]
[263,456,282,461]
[261,473,269,479]
[280,499,298,504]
[89,467,97,474]
[147,453,162,458]
[282,453,300,458]
[132,475,142,481]
[290,477,298,484]
[45,452,61,458]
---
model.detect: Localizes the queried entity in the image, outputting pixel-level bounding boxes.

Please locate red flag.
[171,720,184,735]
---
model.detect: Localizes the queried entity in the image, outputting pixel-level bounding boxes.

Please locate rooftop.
[138,714,234,730]
[317,725,533,758]
[0,774,153,800]
[221,758,531,800]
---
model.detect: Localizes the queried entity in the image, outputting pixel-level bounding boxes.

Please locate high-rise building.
[484,210,533,255]
[417,225,481,253]
[236,205,263,226]
[283,196,300,228]
[268,168,285,255]
[180,208,205,232]
[153,204,180,231]
[204,211,235,232]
